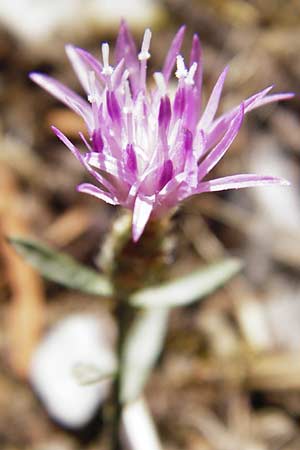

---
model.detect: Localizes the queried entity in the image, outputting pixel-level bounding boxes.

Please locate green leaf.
[121,308,169,403]
[130,258,242,308]
[9,236,113,296]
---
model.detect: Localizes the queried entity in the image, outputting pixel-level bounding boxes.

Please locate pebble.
[30,313,116,428]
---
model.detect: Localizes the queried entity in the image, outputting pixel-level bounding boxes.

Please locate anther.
[175,55,188,79]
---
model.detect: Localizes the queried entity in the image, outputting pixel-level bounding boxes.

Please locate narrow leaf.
[9,237,113,296]
[72,362,116,386]
[121,308,169,403]
[130,258,242,308]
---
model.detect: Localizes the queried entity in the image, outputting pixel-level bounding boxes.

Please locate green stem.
[100,214,171,449]
[112,299,131,450]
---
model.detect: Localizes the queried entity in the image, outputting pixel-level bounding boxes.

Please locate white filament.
[101,43,113,76]
[138,28,152,61]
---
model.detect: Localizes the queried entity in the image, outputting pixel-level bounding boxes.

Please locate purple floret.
[30,21,293,241]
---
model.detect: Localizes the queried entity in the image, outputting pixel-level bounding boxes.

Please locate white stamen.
[153,72,166,96]
[185,62,198,85]
[101,43,113,76]
[138,28,152,61]
[175,55,188,79]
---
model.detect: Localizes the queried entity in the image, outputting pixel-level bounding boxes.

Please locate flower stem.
[111,305,123,449]
[112,298,132,450]
[100,213,172,449]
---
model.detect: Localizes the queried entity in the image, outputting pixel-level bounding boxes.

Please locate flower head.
[30,22,293,241]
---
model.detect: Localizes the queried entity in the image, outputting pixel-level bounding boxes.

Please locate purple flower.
[30,22,293,241]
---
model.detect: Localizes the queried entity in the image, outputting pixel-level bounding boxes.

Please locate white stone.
[87,0,160,28]
[122,398,162,450]
[249,135,300,233]
[0,0,162,44]
[0,0,83,43]
[30,313,116,428]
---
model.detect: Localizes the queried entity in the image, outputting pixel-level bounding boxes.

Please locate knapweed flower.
[30,22,293,241]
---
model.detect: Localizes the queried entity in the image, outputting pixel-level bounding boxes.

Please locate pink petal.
[158,173,186,198]
[132,195,154,242]
[85,152,120,173]
[85,152,134,184]
[155,173,186,214]
[183,85,199,133]
[51,126,116,194]
[169,124,187,172]
[196,174,290,193]
[126,156,164,204]
[247,92,294,110]
[115,20,139,96]
[186,34,203,126]
[74,47,105,83]
[111,58,126,89]
[198,66,229,130]
[66,45,93,93]
[194,129,207,159]
[125,143,137,174]
[173,87,186,119]
[243,86,274,111]
[205,87,293,152]
[162,25,186,82]
[158,95,172,130]
[198,104,244,180]
[77,183,119,205]
[203,86,273,151]
[30,72,92,128]
[158,160,174,190]
[106,90,121,125]
[91,129,104,152]
[189,34,203,93]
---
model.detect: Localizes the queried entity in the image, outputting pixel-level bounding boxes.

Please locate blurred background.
[0,0,300,449]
